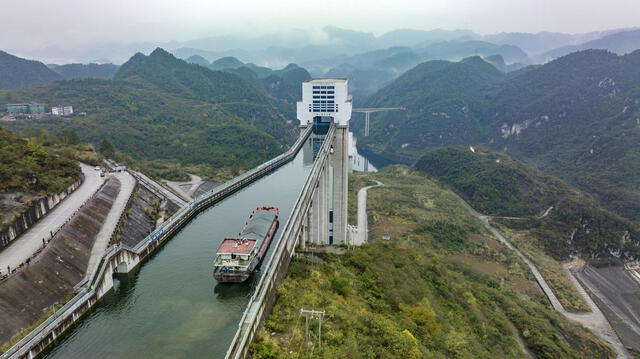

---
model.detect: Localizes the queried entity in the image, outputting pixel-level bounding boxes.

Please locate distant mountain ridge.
[48,63,119,80]
[536,29,640,62]
[0,48,295,179]
[0,50,61,90]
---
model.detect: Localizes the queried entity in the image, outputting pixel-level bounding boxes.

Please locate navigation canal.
[42,137,317,359]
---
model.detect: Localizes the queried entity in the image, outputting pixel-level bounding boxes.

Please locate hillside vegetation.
[0,128,80,195]
[0,51,61,90]
[0,48,295,180]
[251,168,614,359]
[357,50,640,224]
[414,146,640,260]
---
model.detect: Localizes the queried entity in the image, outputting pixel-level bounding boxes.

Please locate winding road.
[0,163,104,272]
[454,194,630,358]
[353,180,383,245]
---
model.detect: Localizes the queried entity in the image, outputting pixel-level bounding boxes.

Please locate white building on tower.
[297,78,352,127]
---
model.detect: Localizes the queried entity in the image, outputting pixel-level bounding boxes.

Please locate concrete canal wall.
[1,127,312,359]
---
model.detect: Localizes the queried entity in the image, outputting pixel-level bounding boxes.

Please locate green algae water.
[42,141,315,359]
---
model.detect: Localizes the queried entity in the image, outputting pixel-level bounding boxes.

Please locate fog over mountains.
[7,26,640,66]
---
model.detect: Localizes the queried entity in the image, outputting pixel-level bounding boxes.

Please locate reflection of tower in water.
[303,133,326,166]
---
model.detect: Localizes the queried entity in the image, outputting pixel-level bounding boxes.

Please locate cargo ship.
[213,206,279,283]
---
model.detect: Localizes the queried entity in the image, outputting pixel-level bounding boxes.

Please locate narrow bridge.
[2,79,354,359]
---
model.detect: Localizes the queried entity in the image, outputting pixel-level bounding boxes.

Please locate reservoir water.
[42,139,315,359]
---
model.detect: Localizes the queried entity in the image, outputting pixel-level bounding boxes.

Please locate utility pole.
[300,308,325,350]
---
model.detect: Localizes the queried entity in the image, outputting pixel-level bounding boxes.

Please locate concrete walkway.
[454,194,629,358]
[86,171,136,276]
[0,163,104,272]
[354,180,383,245]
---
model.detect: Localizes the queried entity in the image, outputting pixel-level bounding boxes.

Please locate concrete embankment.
[0,178,120,345]
[116,185,174,248]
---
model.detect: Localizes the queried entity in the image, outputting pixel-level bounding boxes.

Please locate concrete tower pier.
[297,78,352,245]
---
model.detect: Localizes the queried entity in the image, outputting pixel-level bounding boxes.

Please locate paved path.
[86,171,136,276]
[354,180,382,245]
[164,174,203,201]
[0,163,104,272]
[131,171,188,207]
[453,194,629,358]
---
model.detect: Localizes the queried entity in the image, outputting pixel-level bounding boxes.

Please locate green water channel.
[42,137,317,359]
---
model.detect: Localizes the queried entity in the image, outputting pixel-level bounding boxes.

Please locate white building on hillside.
[52,106,73,116]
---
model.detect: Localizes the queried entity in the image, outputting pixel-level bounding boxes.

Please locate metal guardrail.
[226,124,336,359]
[1,127,312,359]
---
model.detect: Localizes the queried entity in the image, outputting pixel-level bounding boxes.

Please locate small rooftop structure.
[216,238,257,255]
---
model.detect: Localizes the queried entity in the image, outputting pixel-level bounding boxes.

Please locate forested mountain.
[0,48,295,180]
[48,63,119,80]
[357,50,640,223]
[415,146,640,259]
[0,51,61,90]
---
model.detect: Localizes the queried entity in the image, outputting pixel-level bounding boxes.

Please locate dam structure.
[1,79,352,359]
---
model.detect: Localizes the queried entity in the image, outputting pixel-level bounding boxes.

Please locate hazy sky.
[2,0,639,50]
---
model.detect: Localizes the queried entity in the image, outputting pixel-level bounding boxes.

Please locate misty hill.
[0,48,294,179]
[537,29,640,62]
[302,40,529,101]
[185,54,210,66]
[418,40,529,64]
[48,63,119,80]
[358,50,640,223]
[0,50,61,90]
[376,28,476,48]
[415,146,640,260]
[209,56,245,71]
[483,29,629,56]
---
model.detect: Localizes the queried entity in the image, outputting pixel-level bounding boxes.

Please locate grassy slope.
[414,146,640,260]
[251,167,613,359]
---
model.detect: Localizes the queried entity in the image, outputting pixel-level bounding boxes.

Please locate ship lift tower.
[352,107,405,136]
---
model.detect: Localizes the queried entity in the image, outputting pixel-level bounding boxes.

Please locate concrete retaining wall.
[1,127,312,359]
[0,179,83,252]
